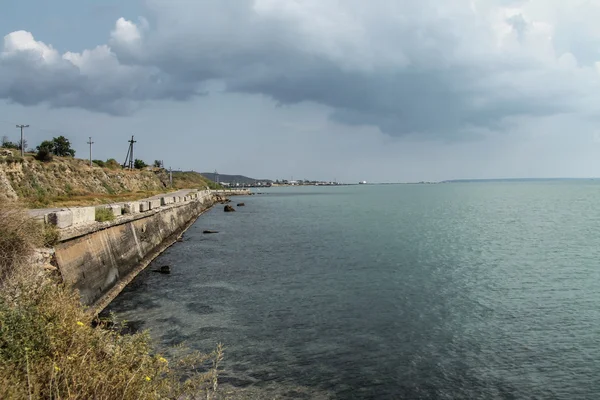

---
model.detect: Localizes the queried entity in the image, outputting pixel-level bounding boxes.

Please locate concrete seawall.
[39,189,249,313]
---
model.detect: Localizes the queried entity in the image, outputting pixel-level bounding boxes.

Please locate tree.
[134,159,148,169]
[36,136,75,157]
[153,160,163,168]
[52,136,75,157]
[17,139,28,151]
[1,136,18,150]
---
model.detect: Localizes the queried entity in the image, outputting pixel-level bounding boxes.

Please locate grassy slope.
[0,152,220,208]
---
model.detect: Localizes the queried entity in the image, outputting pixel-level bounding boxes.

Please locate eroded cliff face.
[0,153,168,203]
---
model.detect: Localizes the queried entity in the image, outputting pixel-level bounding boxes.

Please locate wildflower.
[54,365,60,372]
[76,321,85,327]
[67,356,74,361]
[158,357,168,364]
[145,376,151,382]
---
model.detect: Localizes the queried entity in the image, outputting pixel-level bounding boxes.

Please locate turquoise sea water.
[103,183,600,399]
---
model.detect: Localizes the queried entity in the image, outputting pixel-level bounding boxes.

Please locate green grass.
[95,207,115,222]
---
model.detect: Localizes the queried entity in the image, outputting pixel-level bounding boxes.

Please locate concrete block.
[48,210,73,229]
[70,207,95,226]
[123,202,140,214]
[139,202,150,212]
[149,199,161,209]
[160,196,174,206]
[106,205,122,218]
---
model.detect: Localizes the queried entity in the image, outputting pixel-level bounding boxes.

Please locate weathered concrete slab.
[48,210,73,229]
[105,205,122,218]
[70,207,95,226]
[160,196,174,206]
[149,199,161,209]
[123,202,140,214]
[139,201,150,212]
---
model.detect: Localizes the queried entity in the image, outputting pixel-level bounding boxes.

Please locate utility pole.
[123,135,137,169]
[169,166,173,187]
[87,137,94,167]
[15,124,29,157]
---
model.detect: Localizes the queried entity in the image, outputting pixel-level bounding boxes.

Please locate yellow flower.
[54,366,60,372]
[67,356,74,361]
[158,357,168,364]
[76,321,85,327]
[145,376,151,382]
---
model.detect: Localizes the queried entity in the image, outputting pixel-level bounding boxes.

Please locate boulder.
[224,205,236,212]
[237,203,245,207]
[0,149,12,157]
[154,265,171,274]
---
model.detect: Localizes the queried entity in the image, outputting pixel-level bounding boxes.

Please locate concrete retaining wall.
[54,199,209,309]
[43,189,248,312]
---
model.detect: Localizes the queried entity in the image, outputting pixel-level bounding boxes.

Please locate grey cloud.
[2,0,600,139]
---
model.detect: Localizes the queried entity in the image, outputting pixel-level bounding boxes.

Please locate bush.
[0,203,44,283]
[134,159,148,169]
[105,159,121,170]
[0,273,223,400]
[42,225,60,247]
[35,149,53,162]
[93,159,105,167]
[95,207,115,222]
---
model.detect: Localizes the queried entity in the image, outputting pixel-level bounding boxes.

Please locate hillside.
[171,171,222,190]
[0,150,219,207]
[201,172,272,185]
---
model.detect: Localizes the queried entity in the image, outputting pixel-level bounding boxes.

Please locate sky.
[2,0,600,183]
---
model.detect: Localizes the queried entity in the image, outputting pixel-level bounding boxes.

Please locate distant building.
[359,181,367,184]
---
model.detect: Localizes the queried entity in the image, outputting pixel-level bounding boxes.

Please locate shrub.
[93,159,105,167]
[134,159,148,169]
[42,225,60,247]
[35,148,53,162]
[0,272,223,400]
[95,207,115,222]
[105,159,121,170]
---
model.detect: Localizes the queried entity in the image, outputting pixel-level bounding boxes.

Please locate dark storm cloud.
[1,0,599,139]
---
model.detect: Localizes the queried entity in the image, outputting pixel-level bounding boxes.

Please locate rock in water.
[156,265,171,274]
[203,230,219,234]
[224,205,236,212]
[237,203,245,207]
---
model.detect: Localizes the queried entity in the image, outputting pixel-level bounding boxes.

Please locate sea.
[102,182,600,399]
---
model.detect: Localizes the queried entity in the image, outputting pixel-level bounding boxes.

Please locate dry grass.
[0,203,44,283]
[172,172,222,190]
[0,203,224,399]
